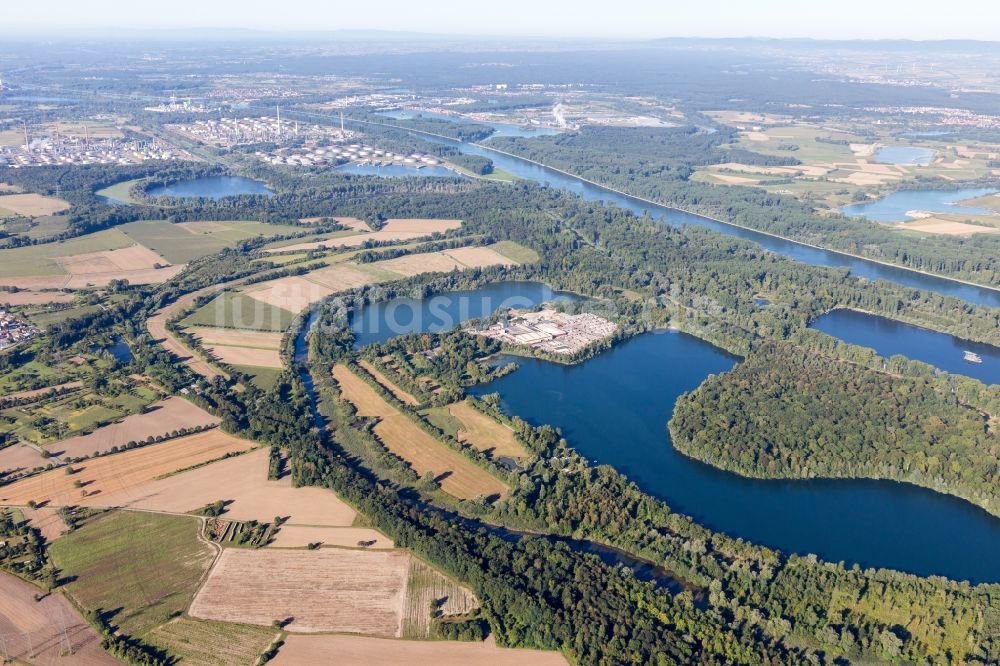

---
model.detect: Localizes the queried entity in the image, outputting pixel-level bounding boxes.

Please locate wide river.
[355,117,1000,308]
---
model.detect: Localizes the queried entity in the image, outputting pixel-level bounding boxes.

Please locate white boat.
[964,350,983,364]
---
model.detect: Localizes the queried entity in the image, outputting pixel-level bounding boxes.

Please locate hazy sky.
[6,0,999,40]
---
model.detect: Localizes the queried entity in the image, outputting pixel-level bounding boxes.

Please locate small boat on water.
[964,350,983,364]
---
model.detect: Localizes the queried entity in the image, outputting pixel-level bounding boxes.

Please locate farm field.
[267,525,393,549]
[333,364,509,500]
[49,510,215,636]
[358,359,420,405]
[0,571,117,665]
[381,218,463,233]
[401,558,478,638]
[245,243,526,314]
[0,429,255,507]
[189,547,411,635]
[45,396,220,459]
[446,400,526,458]
[895,217,1000,236]
[180,290,294,331]
[187,326,284,368]
[148,617,279,666]
[265,228,428,253]
[0,192,70,216]
[120,219,307,263]
[20,504,65,541]
[95,445,358,526]
[0,442,48,476]
[0,227,135,277]
[0,289,75,305]
[271,634,568,666]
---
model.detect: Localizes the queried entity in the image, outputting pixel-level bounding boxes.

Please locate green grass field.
[49,511,215,637]
[234,365,283,391]
[26,304,103,329]
[119,220,308,264]
[491,240,539,264]
[180,291,293,331]
[421,405,464,439]
[0,228,135,278]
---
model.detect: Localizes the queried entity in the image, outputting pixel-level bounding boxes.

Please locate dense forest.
[670,341,1000,516]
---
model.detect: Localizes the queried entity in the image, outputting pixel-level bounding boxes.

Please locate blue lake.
[811,309,1000,385]
[840,187,998,222]
[875,146,934,166]
[146,176,273,200]
[334,163,463,179]
[469,330,1000,583]
[350,281,576,349]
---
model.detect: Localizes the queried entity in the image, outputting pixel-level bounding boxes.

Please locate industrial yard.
[471,308,617,355]
[0,135,191,167]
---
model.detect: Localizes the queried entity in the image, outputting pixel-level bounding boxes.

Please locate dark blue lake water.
[350,281,576,349]
[146,176,273,200]
[840,187,997,222]
[469,331,1000,582]
[811,309,1000,385]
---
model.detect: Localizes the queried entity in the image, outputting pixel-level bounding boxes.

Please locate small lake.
[333,164,463,179]
[875,146,934,166]
[470,331,1000,582]
[811,309,1000,385]
[91,336,133,363]
[350,281,577,349]
[146,176,273,200]
[840,187,998,222]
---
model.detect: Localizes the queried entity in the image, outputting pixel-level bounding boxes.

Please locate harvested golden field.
[49,396,220,459]
[378,246,514,276]
[95,446,357,526]
[334,365,508,500]
[0,442,47,475]
[381,218,463,233]
[0,290,75,305]
[898,219,1000,236]
[0,429,254,507]
[0,265,184,290]
[265,229,426,254]
[205,344,282,368]
[272,634,568,666]
[186,327,284,348]
[243,275,335,314]
[268,525,393,549]
[148,617,280,666]
[0,572,118,665]
[0,192,70,216]
[188,327,284,370]
[189,548,411,635]
[401,558,478,638]
[301,263,390,292]
[358,359,420,405]
[449,401,527,458]
[58,245,168,274]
